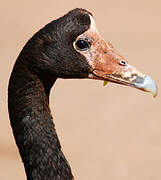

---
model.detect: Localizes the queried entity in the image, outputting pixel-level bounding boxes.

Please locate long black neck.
[8,58,73,180]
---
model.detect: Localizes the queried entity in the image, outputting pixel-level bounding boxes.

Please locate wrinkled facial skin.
[73,15,157,97]
[75,28,143,83]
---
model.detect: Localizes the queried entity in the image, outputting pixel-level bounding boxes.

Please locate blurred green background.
[0,0,160,179]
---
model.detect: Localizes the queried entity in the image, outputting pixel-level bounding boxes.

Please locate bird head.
[27,8,157,97]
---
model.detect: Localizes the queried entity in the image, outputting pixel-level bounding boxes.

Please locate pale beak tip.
[144,76,158,98]
[134,75,158,98]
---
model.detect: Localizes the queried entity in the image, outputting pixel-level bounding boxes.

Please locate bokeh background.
[1,0,161,179]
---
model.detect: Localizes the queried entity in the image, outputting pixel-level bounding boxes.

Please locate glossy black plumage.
[8,8,92,180]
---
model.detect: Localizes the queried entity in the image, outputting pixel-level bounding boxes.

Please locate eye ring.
[75,39,90,51]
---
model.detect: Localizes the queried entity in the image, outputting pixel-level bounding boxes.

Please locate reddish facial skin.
[74,25,143,84]
[73,15,157,97]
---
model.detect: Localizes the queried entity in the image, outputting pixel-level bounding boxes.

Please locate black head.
[18,8,93,80]
[16,8,157,97]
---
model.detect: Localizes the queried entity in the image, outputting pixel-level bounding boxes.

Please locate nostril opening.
[119,60,127,66]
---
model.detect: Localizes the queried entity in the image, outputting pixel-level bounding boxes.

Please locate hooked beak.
[89,46,158,97]
[91,67,157,98]
[75,15,157,97]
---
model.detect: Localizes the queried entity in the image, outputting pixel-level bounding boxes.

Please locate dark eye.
[75,39,90,51]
